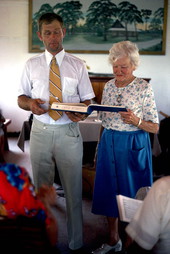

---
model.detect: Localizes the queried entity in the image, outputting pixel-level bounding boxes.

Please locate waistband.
[33,116,78,130]
[104,128,145,135]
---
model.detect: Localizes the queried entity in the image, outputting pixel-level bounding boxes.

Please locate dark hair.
[38,13,63,32]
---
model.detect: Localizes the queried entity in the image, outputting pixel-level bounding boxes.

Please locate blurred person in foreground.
[17,12,94,253]
[126,176,170,254]
[0,163,58,248]
[91,41,159,254]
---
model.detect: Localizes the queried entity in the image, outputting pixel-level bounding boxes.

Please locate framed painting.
[29,0,168,55]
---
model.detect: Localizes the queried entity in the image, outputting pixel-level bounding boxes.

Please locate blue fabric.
[92,129,153,217]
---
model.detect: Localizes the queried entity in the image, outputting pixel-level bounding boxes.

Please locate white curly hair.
[108,40,140,69]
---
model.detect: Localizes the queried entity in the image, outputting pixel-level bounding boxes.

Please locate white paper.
[116,195,143,223]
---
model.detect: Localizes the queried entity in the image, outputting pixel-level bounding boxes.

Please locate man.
[18,12,95,253]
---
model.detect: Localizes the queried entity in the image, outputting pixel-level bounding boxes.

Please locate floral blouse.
[0,163,47,223]
[99,77,159,131]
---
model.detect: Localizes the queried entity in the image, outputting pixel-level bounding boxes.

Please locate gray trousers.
[30,117,83,250]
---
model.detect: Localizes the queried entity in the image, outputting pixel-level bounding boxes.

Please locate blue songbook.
[51,102,127,115]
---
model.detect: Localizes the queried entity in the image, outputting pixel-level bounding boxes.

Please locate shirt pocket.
[62,77,78,96]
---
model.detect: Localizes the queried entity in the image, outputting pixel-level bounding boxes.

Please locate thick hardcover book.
[116,195,143,223]
[51,102,127,115]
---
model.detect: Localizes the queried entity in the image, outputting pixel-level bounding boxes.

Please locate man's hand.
[29,99,48,115]
[18,95,48,115]
[65,112,87,122]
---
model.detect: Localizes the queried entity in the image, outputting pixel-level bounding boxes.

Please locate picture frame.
[29,0,168,55]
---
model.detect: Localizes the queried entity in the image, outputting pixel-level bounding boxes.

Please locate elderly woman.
[91,41,159,254]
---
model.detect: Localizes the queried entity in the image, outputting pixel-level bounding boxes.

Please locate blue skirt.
[91,129,153,217]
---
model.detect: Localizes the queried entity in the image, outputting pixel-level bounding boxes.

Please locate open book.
[116,195,143,223]
[51,102,127,115]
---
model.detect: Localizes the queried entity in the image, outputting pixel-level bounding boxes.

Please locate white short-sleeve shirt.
[126,176,170,254]
[18,49,95,124]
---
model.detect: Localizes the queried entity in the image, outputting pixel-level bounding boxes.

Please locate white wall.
[0,0,170,132]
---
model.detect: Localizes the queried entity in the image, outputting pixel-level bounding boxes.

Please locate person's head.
[37,12,66,55]
[108,41,140,83]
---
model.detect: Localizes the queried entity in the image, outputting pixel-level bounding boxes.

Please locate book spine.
[54,105,87,113]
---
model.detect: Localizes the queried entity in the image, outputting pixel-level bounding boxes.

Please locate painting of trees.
[86,0,118,41]
[29,0,167,54]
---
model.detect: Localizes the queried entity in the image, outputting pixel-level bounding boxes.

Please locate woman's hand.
[119,109,139,126]
[119,109,159,134]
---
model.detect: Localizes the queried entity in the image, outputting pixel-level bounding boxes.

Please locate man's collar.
[45,49,65,66]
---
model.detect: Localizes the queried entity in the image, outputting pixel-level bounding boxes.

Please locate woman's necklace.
[115,77,135,105]
[116,88,124,106]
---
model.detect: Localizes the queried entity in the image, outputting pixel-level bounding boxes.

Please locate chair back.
[0,216,52,253]
[135,186,151,200]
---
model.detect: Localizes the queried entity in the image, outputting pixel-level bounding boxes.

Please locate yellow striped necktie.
[49,56,63,120]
